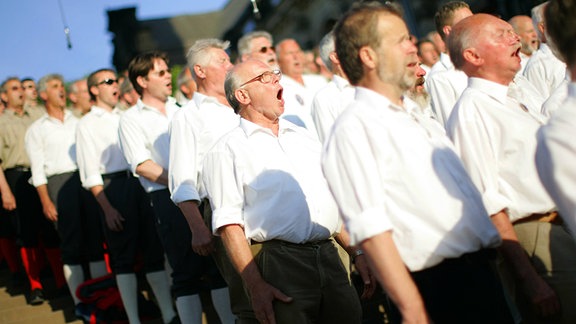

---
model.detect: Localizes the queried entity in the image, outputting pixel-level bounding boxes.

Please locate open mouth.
[277,88,283,100]
[512,47,521,57]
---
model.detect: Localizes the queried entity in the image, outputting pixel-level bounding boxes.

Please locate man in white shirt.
[509,15,539,75]
[425,1,472,127]
[310,31,355,143]
[323,3,511,323]
[277,38,327,133]
[68,78,92,117]
[168,40,240,323]
[237,30,278,68]
[537,0,576,275]
[203,58,369,324]
[524,1,568,98]
[416,39,439,74]
[120,51,234,324]
[77,68,175,324]
[25,74,106,311]
[447,14,576,323]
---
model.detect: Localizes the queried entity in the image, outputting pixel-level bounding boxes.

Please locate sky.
[0,0,228,83]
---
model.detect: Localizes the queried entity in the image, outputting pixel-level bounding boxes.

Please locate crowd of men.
[2,0,576,323]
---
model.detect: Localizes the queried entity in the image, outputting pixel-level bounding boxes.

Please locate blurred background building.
[108,0,545,72]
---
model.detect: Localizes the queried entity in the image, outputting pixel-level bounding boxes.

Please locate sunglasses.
[97,78,118,86]
[257,46,275,54]
[240,70,282,88]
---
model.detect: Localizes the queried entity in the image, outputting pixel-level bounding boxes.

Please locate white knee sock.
[89,260,108,279]
[116,273,140,324]
[175,294,203,324]
[211,287,236,323]
[146,270,176,323]
[63,264,84,305]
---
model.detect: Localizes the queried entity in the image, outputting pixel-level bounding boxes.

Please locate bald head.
[276,39,304,79]
[449,14,522,84]
[509,15,539,55]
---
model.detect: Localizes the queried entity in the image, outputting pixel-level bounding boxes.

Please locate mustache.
[415,76,425,87]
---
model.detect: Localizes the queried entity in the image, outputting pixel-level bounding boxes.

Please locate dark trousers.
[4,168,59,248]
[389,249,514,324]
[46,171,104,265]
[149,189,226,298]
[255,239,362,324]
[100,173,164,274]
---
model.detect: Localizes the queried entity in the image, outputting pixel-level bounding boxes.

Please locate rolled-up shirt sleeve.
[202,145,244,235]
[321,115,394,245]
[118,111,152,174]
[24,123,48,187]
[168,109,201,204]
[76,122,104,189]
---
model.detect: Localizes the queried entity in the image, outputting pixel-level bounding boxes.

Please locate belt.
[5,166,31,172]
[513,211,562,225]
[252,238,332,247]
[102,170,131,179]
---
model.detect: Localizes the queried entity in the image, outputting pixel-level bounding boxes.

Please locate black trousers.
[4,168,59,248]
[149,189,226,298]
[46,171,104,264]
[389,249,514,324]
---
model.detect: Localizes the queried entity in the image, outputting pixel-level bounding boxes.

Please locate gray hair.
[186,38,230,80]
[38,74,64,93]
[68,78,86,94]
[531,1,547,41]
[237,31,274,57]
[224,69,243,114]
[318,31,335,72]
[1,76,20,94]
[176,67,192,88]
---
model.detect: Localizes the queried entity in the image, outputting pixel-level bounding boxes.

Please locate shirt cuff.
[212,206,244,235]
[345,206,393,245]
[482,189,510,218]
[170,184,200,204]
[83,174,104,190]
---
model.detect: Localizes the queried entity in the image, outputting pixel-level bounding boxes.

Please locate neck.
[46,104,65,121]
[141,94,167,115]
[95,100,114,112]
[7,105,24,115]
[197,83,230,107]
[358,74,405,107]
[241,108,280,136]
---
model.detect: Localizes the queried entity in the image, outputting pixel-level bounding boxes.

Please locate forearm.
[135,159,168,186]
[35,184,53,207]
[90,185,113,210]
[177,200,209,232]
[361,231,427,319]
[491,210,539,280]
[220,224,265,289]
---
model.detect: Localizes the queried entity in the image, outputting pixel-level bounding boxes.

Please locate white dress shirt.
[203,118,341,244]
[447,77,554,223]
[536,82,576,238]
[310,75,355,143]
[76,106,130,189]
[428,52,453,76]
[168,92,239,204]
[322,87,500,271]
[425,69,468,128]
[25,110,78,186]
[542,79,570,118]
[523,43,568,98]
[280,74,327,135]
[517,52,531,76]
[118,98,179,193]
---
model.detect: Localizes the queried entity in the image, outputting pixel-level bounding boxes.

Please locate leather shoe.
[29,288,45,305]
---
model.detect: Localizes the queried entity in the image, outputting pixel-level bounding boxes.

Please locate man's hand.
[1,190,16,211]
[522,273,560,317]
[248,279,293,324]
[191,222,214,256]
[41,199,58,222]
[103,205,125,231]
[354,254,377,299]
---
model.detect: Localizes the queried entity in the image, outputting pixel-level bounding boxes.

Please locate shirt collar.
[468,77,509,105]
[440,52,455,70]
[239,117,299,137]
[332,75,351,91]
[90,105,122,117]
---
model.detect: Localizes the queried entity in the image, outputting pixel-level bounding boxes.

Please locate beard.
[405,88,430,110]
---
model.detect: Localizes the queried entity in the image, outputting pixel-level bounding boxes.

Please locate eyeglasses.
[97,78,118,86]
[240,70,282,88]
[257,46,275,54]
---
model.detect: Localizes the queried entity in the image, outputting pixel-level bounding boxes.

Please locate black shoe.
[167,316,181,324]
[29,288,45,305]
